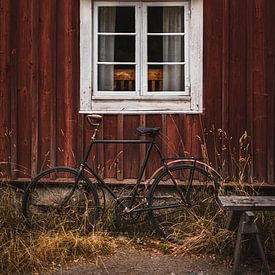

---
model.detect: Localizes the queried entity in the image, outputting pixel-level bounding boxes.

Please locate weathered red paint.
[0,0,275,183]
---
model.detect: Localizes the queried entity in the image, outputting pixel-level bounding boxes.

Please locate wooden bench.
[218,196,275,275]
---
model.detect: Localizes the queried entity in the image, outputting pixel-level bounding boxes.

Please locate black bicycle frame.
[78,136,168,211]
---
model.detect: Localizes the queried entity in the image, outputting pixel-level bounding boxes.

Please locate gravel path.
[57,248,266,275]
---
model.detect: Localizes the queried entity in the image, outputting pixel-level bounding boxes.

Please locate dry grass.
[0,183,114,274]
[1,183,275,273]
[150,186,236,258]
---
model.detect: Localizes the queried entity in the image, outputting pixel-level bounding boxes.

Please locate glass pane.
[98,35,135,62]
[148,7,184,33]
[98,65,135,91]
[148,36,184,62]
[98,7,135,33]
[148,65,185,92]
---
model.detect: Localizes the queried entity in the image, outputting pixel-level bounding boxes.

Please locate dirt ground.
[57,246,271,275]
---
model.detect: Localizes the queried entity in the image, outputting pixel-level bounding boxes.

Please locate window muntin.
[94,2,189,96]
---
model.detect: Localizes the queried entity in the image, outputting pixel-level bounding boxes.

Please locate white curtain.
[163,7,183,91]
[98,7,116,91]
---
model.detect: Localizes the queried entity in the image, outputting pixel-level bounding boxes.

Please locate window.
[80,0,203,114]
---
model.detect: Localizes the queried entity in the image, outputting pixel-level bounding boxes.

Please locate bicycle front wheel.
[22,167,100,233]
[148,164,221,241]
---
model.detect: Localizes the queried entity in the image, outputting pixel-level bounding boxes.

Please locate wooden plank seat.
[219,195,275,211]
[218,196,275,275]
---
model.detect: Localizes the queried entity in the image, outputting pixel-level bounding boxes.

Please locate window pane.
[98,7,135,33]
[98,36,135,62]
[98,65,135,91]
[148,7,184,33]
[148,36,184,62]
[148,65,185,92]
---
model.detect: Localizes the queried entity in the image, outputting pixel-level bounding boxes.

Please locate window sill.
[91,95,191,101]
[80,96,202,114]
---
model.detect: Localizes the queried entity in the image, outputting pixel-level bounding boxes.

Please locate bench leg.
[227,210,242,231]
[232,223,243,274]
[232,211,270,275]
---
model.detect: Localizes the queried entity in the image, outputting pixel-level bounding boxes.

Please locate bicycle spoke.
[148,164,221,241]
[22,167,100,233]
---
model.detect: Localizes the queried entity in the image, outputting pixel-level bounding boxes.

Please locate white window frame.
[80,0,203,114]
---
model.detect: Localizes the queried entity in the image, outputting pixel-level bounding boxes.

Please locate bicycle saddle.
[136,127,160,136]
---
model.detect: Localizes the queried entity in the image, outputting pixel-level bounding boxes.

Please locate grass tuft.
[0,183,114,274]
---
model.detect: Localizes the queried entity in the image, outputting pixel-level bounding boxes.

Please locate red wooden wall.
[0,0,275,183]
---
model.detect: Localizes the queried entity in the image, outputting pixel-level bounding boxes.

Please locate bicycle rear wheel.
[22,167,100,233]
[148,164,221,241]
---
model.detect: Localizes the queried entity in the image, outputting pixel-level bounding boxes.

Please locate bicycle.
[22,115,222,241]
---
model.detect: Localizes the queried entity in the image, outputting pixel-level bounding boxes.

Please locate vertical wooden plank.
[266,54,275,183]
[0,0,11,178]
[221,0,229,176]
[84,119,97,170]
[203,0,223,129]
[103,115,117,178]
[184,115,201,158]
[166,115,180,157]
[50,0,57,170]
[17,0,33,178]
[56,0,78,167]
[161,115,167,157]
[97,116,104,177]
[246,0,254,182]
[203,0,223,167]
[9,0,18,179]
[178,114,185,157]
[221,0,229,132]
[183,116,191,157]
[50,78,57,168]
[265,0,275,183]
[71,0,81,166]
[123,115,140,179]
[273,56,275,182]
[30,0,39,177]
[39,0,56,171]
[252,0,267,181]
[228,0,248,143]
[226,0,249,179]
[75,0,84,167]
[117,114,124,180]
[56,0,65,166]
[146,115,162,177]
[139,114,146,180]
[77,115,85,165]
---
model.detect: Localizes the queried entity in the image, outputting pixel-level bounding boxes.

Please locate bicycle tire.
[22,166,100,234]
[148,164,221,241]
